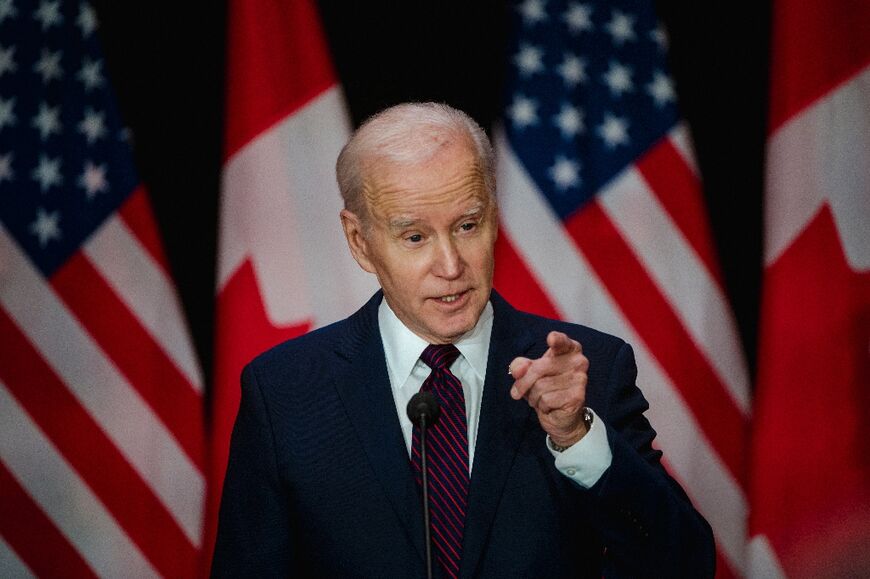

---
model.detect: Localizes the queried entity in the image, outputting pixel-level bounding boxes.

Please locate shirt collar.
[378,298,494,387]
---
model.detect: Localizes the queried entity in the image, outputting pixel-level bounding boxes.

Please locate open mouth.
[435,289,469,304]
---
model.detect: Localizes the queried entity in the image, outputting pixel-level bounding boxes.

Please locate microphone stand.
[419,413,434,579]
[407,392,440,579]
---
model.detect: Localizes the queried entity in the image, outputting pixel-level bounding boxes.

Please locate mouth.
[433,289,470,305]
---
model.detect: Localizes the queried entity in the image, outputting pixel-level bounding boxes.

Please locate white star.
[0,96,16,131]
[518,0,547,25]
[552,104,584,139]
[597,113,630,149]
[563,3,593,34]
[514,43,545,77]
[647,71,676,107]
[605,10,636,45]
[31,154,63,192]
[602,61,633,96]
[33,49,63,83]
[31,102,62,140]
[0,45,16,77]
[650,25,668,51]
[77,3,99,37]
[34,1,63,30]
[0,0,18,24]
[30,207,61,247]
[78,161,108,199]
[507,94,539,130]
[0,152,13,183]
[556,53,587,87]
[77,58,104,91]
[78,108,106,144]
[548,155,581,191]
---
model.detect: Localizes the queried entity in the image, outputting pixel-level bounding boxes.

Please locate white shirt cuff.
[546,408,612,488]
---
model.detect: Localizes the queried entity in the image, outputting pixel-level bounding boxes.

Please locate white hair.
[336,102,496,220]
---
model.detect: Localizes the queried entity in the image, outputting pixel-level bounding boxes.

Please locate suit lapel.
[331,292,427,564]
[460,292,541,578]
[332,291,546,576]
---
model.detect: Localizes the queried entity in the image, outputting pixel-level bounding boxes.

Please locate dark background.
[90,1,770,388]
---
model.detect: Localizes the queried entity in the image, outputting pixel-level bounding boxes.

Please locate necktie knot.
[421,343,461,371]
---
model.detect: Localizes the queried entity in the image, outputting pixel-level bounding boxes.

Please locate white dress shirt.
[378,298,612,487]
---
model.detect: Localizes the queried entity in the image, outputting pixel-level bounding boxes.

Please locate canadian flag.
[748,0,870,577]
[205,0,375,568]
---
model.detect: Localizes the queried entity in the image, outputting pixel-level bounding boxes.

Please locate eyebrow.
[388,217,419,230]
[387,204,486,231]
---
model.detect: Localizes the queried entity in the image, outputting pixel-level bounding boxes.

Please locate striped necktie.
[411,343,469,579]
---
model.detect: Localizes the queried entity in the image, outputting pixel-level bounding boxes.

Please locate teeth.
[441,295,458,303]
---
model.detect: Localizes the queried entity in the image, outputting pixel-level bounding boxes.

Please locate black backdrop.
[89,1,770,389]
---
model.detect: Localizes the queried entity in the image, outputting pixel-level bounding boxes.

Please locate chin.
[436,317,477,342]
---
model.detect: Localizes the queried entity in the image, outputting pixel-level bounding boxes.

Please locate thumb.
[509,357,532,379]
[509,357,532,399]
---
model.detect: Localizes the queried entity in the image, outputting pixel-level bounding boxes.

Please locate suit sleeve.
[588,342,716,578]
[211,364,293,577]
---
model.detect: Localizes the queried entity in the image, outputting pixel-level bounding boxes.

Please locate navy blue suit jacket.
[212,291,714,577]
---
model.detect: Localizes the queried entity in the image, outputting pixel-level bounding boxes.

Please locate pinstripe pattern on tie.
[411,344,469,579]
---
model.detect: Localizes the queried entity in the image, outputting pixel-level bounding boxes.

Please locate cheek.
[468,242,496,274]
[380,253,427,288]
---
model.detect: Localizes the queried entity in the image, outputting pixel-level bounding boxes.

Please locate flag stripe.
[764,66,870,269]
[0,311,198,577]
[747,535,787,579]
[218,89,370,323]
[0,227,204,548]
[84,214,204,392]
[0,2,204,571]
[496,136,746,573]
[52,252,205,471]
[715,550,739,579]
[565,201,748,484]
[635,134,724,288]
[669,124,700,176]
[0,535,37,579]
[633,337,747,571]
[0,383,157,578]
[598,164,751,412]
[768,1,870,130]
[492,229,562,320]
[116,185,172,277]
[0,462,97,579]
[223,0,338,159]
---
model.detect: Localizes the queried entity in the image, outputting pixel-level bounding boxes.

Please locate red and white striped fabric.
[495,126,750,577]
[495,2,750,576]
[206,0,376,568]
[0,189,205,578]
[0,1,205,575]
[748,1,870,577]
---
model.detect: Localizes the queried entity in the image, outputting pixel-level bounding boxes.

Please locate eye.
[459,221,477,232]
[406,233,423,243]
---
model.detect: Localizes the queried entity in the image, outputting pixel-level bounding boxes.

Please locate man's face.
[341,139,497,344]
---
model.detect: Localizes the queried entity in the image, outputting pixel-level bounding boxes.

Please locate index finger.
[545,331,582,357]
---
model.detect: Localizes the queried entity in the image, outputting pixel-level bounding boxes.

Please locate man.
[212,102,714,577]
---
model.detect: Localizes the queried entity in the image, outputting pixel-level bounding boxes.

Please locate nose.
[433,237,463,279]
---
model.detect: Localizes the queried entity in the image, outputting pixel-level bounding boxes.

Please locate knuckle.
[539,391,559,413]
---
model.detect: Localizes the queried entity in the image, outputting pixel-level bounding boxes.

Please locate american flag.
[492,0,750,576]
[0,1,205,576]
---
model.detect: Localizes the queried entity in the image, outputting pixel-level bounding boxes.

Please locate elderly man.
[212,102,714,578]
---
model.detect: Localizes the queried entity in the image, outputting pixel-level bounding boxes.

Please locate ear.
[340,209,376,274]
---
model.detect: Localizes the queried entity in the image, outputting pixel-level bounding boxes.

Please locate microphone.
[407,391,441,428]
[407,392,440,579]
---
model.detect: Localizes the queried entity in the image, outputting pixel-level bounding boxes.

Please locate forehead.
[362,140,491,223]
